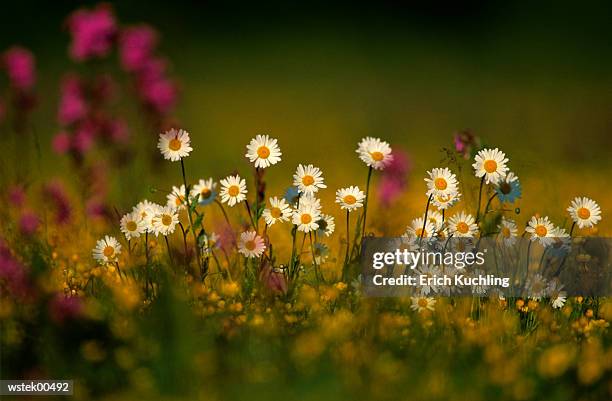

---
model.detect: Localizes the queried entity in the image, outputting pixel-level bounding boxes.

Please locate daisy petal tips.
[356,137,393,170]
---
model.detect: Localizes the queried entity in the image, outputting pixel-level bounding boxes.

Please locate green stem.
[180,158,202,271]
[361,166,373,242]
[419,194,433,246]
[475,176,485,222]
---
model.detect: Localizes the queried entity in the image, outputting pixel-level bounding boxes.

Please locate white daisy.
[151,206,180,236]
[245,134,282,168]
[472,148,509,184]
[132,200,163,233]
[335,186,365,212]
[410,296,436,312]
[292,202,321,233]
[525,274,548,300]
[498,217,518,246]
[167,185,188,210]
[191,178,217,206]
[157,128,193,161]
[403,217,436,240]
[416,265,442,295]
[219,174,247,207]
[237,231,266,258]
[120,211,146,240]
[431,191,461,211]
[548,280,567,309]
[356,137,393,170]
[567,197,602,229]
[92,235,122,265]
[316,214,335,237]
[448,211,478,238]
[262,197,292,226]
[525,216,555,247]
[299,193,322,211]
[293,164,327,195]
[425,211,444,231]
[424,167,458,198]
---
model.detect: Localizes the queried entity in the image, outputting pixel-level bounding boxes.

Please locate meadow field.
[1,2,611,400]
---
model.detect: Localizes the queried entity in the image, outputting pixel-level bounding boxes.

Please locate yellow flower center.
[577,207,590,219]
[270,207,282,218]
[168,138,182,151]
[437,194,449,203]
[343,195,357,205]
[257,146,270,159]
[484,159,497,173]
[201,188,212,199]
[535,225,547,237]
[162,214,172,226]
[103,246,114,257]
[302,175,314,186]
[434,178,447,190]
[245,240,256,251]
[126,221,137,232]
[228,185,240,197]
[301,214,312,224]
[502,227,511,238]
[415,228,425,237]
[418,298,428,308]
[456,222,469,234]
[175,196,185,206]
[370,151,384,161]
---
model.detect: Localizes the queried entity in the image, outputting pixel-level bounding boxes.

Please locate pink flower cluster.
[66,3,117,61]
[43,181,72,225]
[2,46,36,91]
[7,185,40,236]
[0,239,31,300]
[54,74,129,156]
[119,25,178,116]
[453,130,480,160]
[377,149,412,206]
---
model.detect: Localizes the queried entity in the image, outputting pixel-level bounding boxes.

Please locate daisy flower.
[356,137,393,170]
[526,274,548,300]
[410,296,436,312]
[335,186,365,211]
[262,197,292,226]
[549,226,571,257]
[498,217,518,246]
[151,206,179,236]
[496,172,522,203]
[525,216,555,247]
[167,185,188,210]
[425,210,444,231]
[448,211,478,238]
[237,231,266,258]
[92,235,122,265]
[299,193,322,211]
[431,191,461,210]
[567,197,602,229]
[472,148,509,184]
[191,178,217,206]
[293,164,327,195]
[404,217,436,240]
[292,202,321,233]
[120,211,146,240]
[416,265,442,295]
[132,200,162,232]
[424,167,458,198]
[245,134,282,168]
[220,174,247,207]
[547,280,567,309]
[157,128,193,161]
[316,214,336,237]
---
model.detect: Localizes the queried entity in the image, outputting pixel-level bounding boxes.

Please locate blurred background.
[1,0,610,231]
